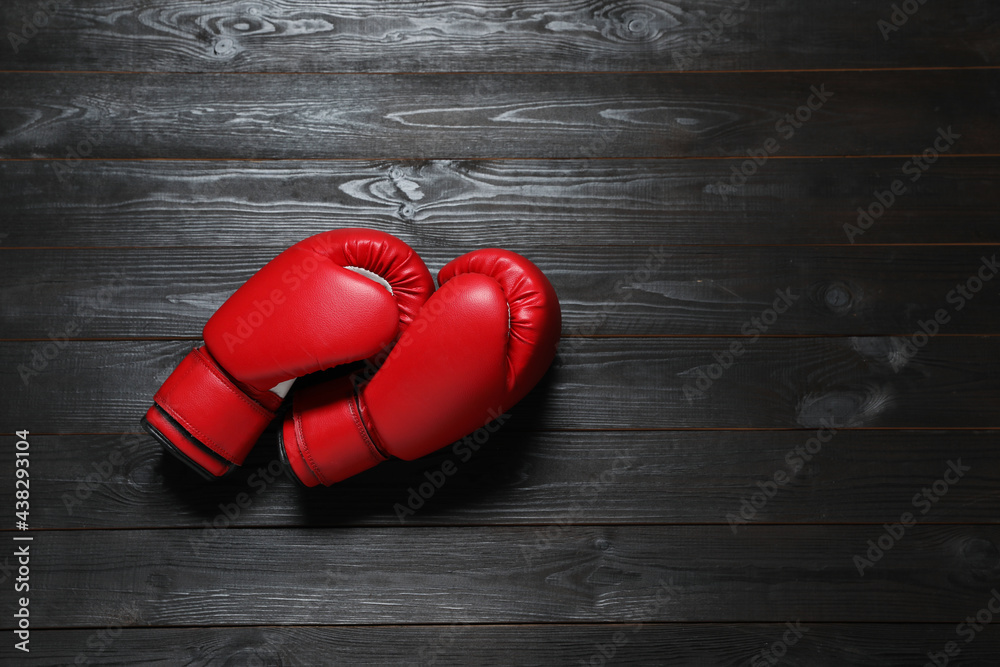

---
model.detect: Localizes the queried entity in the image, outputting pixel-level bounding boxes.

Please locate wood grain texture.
[8,525,999,627]
[5,245,1000,338]
[3,337,1000,431]
[1,0,998,658]
[1,70,996,159]
[1,0,997,73]
[13,624,1000,666]
[2,157,999,247]
[7,430,998,529]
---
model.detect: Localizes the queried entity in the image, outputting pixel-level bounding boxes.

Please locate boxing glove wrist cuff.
[281,375,387,487]
[151,347,276,467]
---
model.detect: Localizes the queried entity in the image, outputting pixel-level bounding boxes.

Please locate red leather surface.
[367,272,511,460]
[204,228,434,391]
[144,404,232,477]
[147,228,434,476]
[438,247,562,406]
[283,248,561,485]
[154,347,274,465]
[283,375,387,486]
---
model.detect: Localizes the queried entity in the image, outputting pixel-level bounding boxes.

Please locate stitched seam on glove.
[155,353,234,462]
[355,390,390,461]
[348,390,386,465]
[149,405,231,472]
[479,274,516,390]
[193,348,274,421]
[156,349,272,464]
[294,410,329,487]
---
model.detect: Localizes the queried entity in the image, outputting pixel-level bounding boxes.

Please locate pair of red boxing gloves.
[141,229,561,486]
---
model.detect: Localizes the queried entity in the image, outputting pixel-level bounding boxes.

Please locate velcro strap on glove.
[153,347,275,465]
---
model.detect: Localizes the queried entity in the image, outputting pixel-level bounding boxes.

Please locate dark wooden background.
[2,1,1000,664]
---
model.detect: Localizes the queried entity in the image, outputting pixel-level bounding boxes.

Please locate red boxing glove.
[142,229,434,478]
[280,248,561,487]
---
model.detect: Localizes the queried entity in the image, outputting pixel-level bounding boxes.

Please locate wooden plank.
[8,430,998,529]
[3,158,998,247]
[6,245,1000,338]
[14,624,1000,666]
[0,70,993,159]
[1,0,997,73]
[7,525,999,626]
[3,337,1000,431]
